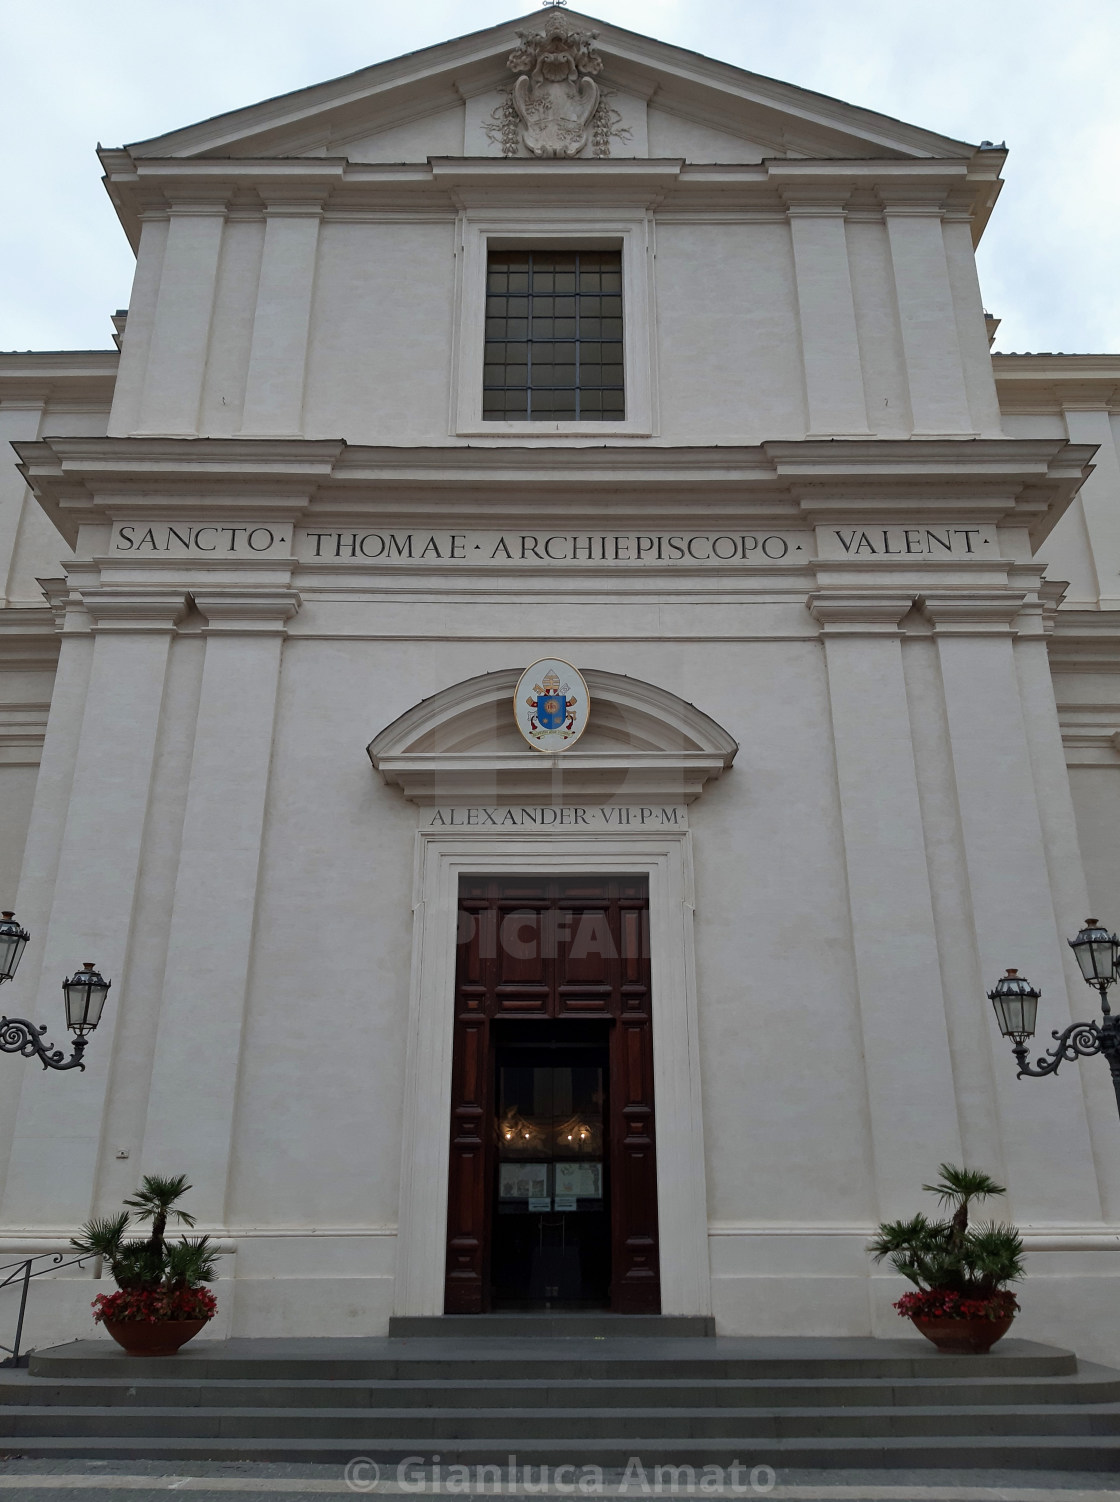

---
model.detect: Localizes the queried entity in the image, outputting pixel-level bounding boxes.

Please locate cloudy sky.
[3,0,1116,355]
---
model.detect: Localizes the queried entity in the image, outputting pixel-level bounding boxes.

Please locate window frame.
[452,219,657,439]
[482,249,625,424]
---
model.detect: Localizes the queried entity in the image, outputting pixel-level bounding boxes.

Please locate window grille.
[483,250,624,421]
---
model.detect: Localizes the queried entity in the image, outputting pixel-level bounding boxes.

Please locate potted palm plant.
[71,1174,220,1356]
[869,1163,1025,1354]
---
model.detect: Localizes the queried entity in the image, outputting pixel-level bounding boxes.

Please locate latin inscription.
[107,523,999,565]
[299,530,806,563]
[816,525,998,559]
[425,805,687,829]
[110,523,290,556]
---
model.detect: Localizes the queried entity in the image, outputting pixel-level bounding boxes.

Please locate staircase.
[3,1316,1120,1469]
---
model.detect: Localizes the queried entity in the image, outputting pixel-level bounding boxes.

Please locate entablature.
[0,351,118,413]
[994,355,1120,417]
[13,436,1093,552]
[98,151,1004,250]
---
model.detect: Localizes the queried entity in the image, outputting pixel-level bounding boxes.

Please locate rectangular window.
[482,250,624,422]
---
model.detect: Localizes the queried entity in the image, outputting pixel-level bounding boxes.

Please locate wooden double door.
[445,875,660,1313]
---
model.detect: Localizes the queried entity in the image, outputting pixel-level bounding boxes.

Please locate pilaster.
[900,632,1007,1172]
[0,402,44,606]
[1011,613,1120,1217]
[783,189,869,437]
[921,590,1106,1222]
[238,196,324,437]
[942,213,1004,437]
[1061,403,1120,609]
[139,589,301,1225]
[0,587,187,1227]
[107,215,169,438]
[136,199,228,436]
[808,590,962,1216]
[881,191,973,435]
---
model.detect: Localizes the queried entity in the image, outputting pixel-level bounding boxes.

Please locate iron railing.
[0,1250,93,1366]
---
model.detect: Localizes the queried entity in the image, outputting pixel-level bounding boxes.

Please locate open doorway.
[444,874,660,1313]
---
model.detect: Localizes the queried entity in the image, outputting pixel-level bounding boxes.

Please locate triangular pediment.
[123,10,977,166]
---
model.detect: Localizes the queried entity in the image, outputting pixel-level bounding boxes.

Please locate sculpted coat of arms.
[505,14,604,158]
[514,659,591,752]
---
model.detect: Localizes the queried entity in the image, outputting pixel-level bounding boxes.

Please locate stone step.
[11,1336,1116,1472]
[5,1432,1120,1469]
[25,1337,1080,1383]
[387,1315,716,1339]
[5,1369,1120,1409]
[5,1402,1120,1441]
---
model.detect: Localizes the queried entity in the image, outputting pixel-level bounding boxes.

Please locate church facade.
[3,9,1120,1359]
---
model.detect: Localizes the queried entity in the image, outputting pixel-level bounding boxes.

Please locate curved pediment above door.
[367,668,737,806]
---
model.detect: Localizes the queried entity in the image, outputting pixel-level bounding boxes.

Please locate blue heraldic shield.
[537,694,567,730]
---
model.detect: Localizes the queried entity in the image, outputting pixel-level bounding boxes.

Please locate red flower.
[893,1289,1019,1322]
[91,1286,217,1325]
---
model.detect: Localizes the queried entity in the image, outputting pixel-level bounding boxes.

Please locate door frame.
[393,830,711,1318]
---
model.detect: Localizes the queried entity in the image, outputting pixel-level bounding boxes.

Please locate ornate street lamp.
[0,914,110,1072]
[0,913,29,985]
[988,920,1120,1119]
[62,964,112,1037]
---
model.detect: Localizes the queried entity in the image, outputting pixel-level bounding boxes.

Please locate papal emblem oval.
[514,658,590,753]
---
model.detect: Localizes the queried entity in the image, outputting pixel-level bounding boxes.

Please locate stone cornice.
[117,8,977,165]
[807,592,914,634]
[1047,610,1120,673]
[919,590,1028,633]
[77,587,188,633]
[0,703,50,765]
[192,589,302,634]
[0,351,118,410]
[0,606,61,671]
[98,153,1002,248]
[993,354,1120,416]
[13,436,1093,550]
[14,438,346,544]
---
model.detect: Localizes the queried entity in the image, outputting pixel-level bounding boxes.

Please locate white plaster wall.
[6,592,1115,1354]
[1001,416,1067,439]
[0,662,53,906]
[1,405,106,606]
[215,631,883,1331]
[7,410,106,601]
[302,221,457,444]
[1065,408,1120,609]
[646,108,768,163]
[847,218,912,437]
[942,218,1003,437]
[688,641,875,1227]
[0,763,38,906]
[1000,411,1120,608]
[100,196,997,448]
[1068,765,1120,926]
[654,220,807,441]
[339,107,465,162]
[108,217,168,437]
[198,218,265,437]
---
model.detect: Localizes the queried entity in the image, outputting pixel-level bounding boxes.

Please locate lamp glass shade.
[62,964,110,1035]
[987,969,1040,1041]
[0,912,30,984]
[1069,920,1119,986]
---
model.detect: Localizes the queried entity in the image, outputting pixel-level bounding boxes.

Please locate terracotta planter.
[910,1312,1015,1354]
[102,1317,210,1357]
